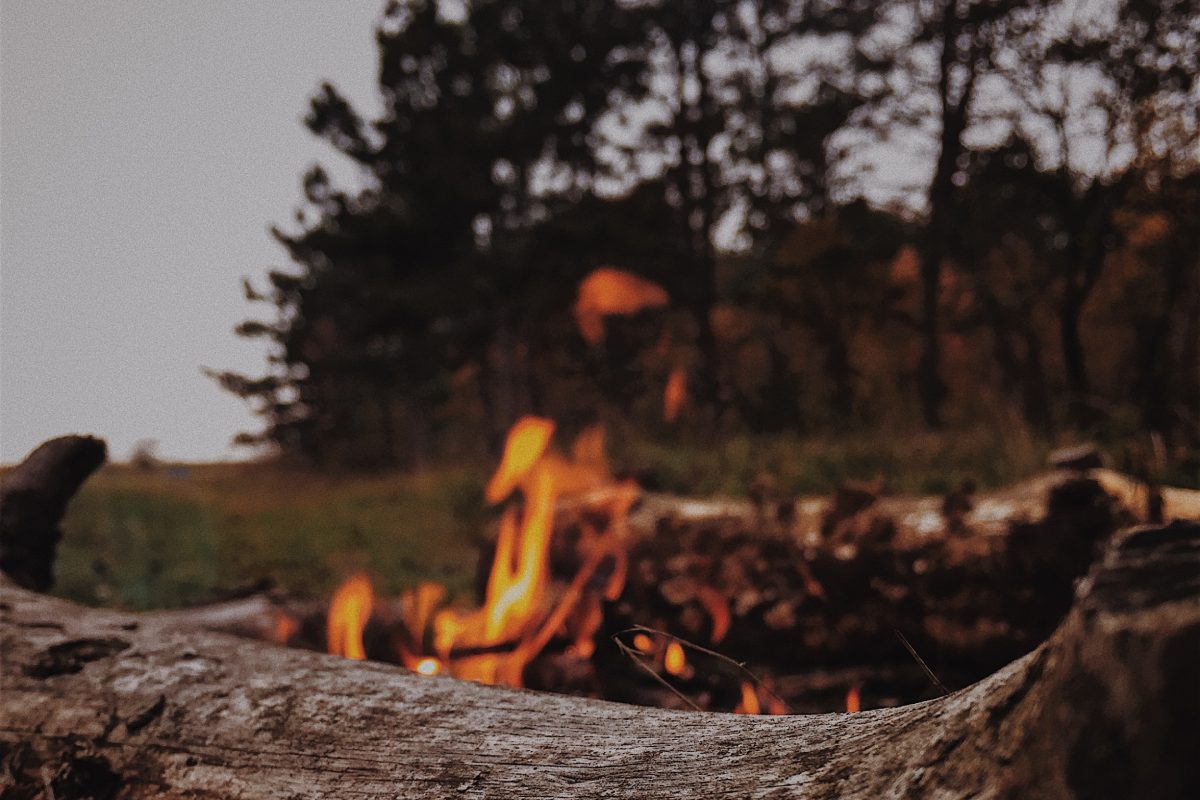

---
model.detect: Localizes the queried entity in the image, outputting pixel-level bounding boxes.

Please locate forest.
[208,0,1200,480]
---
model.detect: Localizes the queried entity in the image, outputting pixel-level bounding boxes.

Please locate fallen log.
[2,519,1197,798]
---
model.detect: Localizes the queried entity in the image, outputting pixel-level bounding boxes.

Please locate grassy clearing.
[56,463,489,610]
[51,426,1061,610]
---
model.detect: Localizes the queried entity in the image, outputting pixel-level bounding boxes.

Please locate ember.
[663,366,687,423]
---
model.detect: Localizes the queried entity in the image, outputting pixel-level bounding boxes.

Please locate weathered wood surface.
[3,520,1197,799]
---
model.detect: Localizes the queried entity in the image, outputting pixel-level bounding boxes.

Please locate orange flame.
[633,633,654,653]
[734,681,761,715]
[663,366,687,423]
[484,417,555,504]
[574,267,670,344]
[386,415,639,687]
[664,640,687,676]
[327,573,373,660]
[485,468,557,643]
[271,611,299,645]
[845,685,861,713]
[695,586,731,644]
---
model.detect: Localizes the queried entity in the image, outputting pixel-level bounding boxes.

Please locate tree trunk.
[3,518,1197,799]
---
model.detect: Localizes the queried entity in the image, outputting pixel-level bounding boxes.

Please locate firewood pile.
[532,466,1176,712]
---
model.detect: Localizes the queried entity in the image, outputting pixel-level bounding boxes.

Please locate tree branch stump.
[0,436,106,592]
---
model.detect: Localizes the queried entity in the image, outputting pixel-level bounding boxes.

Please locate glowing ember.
[845,685,861,713]
[327,573,373,660]
[415,657,441,676]
[663,640,687,676]
[633,633,654,653]
[272,612,299,645]
[574,267,670,344]
[734,681,761,715]
[663,366,687,423]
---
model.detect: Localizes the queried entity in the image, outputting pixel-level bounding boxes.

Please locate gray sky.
[1,1,382,463]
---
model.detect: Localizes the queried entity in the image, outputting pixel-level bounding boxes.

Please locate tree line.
[211,0,1200,470]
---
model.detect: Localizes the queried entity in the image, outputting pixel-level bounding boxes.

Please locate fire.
[663,640,687,676]
[734,681,761,715]
[845,685,861,713]
[695,586,731,644]
[484,416,555,503]
[271,611,299,645]
[327,573,373,660]
[633,633,654,652]
[733,680,788,715]
[663,366,687,422]
[415,657,441,675]
[381,415,637,687]
[574,267,670,344]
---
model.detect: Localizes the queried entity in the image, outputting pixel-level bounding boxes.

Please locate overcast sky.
[1,1,383,463]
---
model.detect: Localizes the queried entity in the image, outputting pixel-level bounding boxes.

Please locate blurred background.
[2,0,1197,609]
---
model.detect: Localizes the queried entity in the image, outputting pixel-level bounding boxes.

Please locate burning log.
[3,521,1198,798]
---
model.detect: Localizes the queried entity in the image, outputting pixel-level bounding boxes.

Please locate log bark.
[2,519,1198,799]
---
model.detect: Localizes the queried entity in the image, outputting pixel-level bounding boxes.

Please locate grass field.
[50,426,1061,610]
[55,463,490,610]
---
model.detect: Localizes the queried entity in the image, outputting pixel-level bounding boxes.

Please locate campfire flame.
[845,685,861,713]
[574,267,670,344]
[484,416,556,504]
[663,366,687,423]
[321,402,794,709]
[327,573,373,660]
[345,414,638,687]
[663,640,688,677]
[695,586,731,644]
[734,681,761,715]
